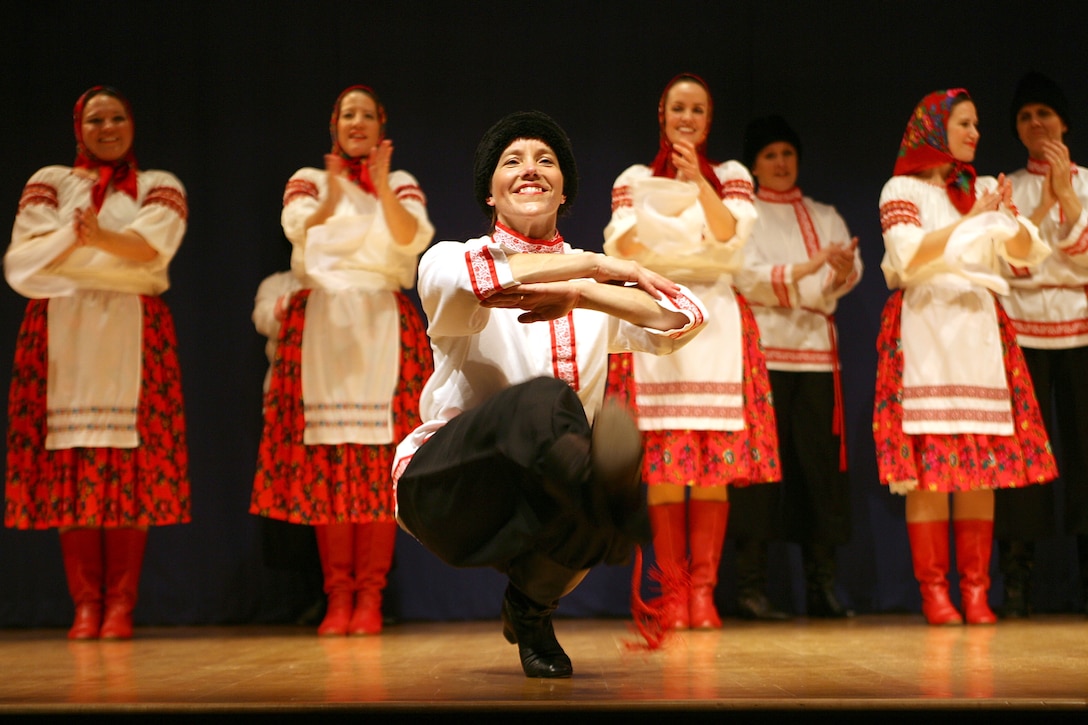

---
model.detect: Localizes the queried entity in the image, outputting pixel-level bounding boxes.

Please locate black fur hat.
[1010,71,1070,140]
[473,110,578,220]
[742,114,802,173]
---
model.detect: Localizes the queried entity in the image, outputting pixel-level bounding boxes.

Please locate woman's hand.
[480,283,580,323]
[827,238,858,286]
[591,254,681,300]
[368,139,394,193]
[671,140,702,182]
[74,206,100,248]
[323,153,345,206]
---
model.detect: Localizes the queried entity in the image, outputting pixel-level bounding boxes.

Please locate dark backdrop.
[1,0,1084,627]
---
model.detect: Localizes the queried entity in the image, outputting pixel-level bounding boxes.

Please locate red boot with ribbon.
[647,502,690,630]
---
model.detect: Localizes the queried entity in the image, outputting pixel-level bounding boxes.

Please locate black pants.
[729,371,849,546]
[995,345,1088,540]
[396,377,644,579]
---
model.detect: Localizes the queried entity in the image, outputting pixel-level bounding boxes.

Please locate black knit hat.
[473,110,578,220]
[742,114,802,172]
[1010,71,1070,140]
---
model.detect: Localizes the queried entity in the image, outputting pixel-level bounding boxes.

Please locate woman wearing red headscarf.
[875,88,1056,625]
[4,86,191,640]
[250,85,434,636]
[604,73,780,630]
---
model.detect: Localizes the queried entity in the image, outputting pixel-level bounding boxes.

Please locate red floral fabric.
[250,290,432,524]
[5,297,191,529]
[606,296,781,488]
[873,290,1057,492]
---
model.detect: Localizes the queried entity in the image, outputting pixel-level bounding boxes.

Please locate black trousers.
[995,345,1088,540]
[396,377,645,578]
[730,370,849,546]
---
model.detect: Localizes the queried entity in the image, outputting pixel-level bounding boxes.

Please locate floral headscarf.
[893,88,977,215]
[329,85,386,196]
[73,86,138,212]
[649,73,724,198]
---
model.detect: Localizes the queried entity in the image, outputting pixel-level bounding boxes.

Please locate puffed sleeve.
[387,169,434,257]
[280,167,324,247]
[878,175,927,289]
[715,160,757,245]
[602,164,650,255]
[4,166,80,298]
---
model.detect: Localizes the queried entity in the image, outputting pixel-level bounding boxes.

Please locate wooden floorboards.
[0,614,1085,721]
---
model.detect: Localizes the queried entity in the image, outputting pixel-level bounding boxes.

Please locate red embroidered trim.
[612,185,632,212]
[901,408,1013,424]
[637,381,742,395]
[903,385,1009,400]
[465,247,500,300]
[395,184,426,205]
[493,222,564,254]
[283,178,319,207]
[18,183,58,211]
[550,313,579,391]
[143,186,188,221]
[771,265,791,307]
[880,199,920,232]
[762,347,835,365]
[635,404,745,419]
[721,178,754,202]
[1011,317,1088,338]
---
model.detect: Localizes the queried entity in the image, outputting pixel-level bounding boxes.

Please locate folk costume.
[250,86,435,636]
[735,114,863,618]
[393,112,708,679]
[996,71,1088,616]
[875,89,1056,625]
[4,87,191,640]
[603,74,780,629]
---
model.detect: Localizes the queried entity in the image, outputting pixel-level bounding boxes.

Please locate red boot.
[59,528,104,640]
[955,519,997,625]
[349,521,397,635]
[688,500,729,629]
[315,523,354,636]
[100,528,148,640]
[647,502,690,630]
[906,521,962,625]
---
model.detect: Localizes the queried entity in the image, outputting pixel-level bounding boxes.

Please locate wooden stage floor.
[0,614,1085,722]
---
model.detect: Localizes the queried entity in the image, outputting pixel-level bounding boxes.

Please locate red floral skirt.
[250,290,433,524]
[605,294,781,488]
[5,296,191,529]
[873,290,1057,493]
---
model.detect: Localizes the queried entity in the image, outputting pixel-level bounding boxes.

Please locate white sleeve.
[4,167,80,298]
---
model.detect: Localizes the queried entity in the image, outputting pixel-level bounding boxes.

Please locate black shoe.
[806,583,855,618]
[736,591,791,621]
[501,584,573,679]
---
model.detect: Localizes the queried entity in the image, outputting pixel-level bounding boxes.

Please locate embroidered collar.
[1026,156,1078,177]
[492,221,565,254]
[756,186,803,203]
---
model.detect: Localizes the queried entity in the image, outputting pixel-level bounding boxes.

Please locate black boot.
[734,538,790,621]
[804,543,855,618]
[998,539,1033,619]
[502,553,586,678]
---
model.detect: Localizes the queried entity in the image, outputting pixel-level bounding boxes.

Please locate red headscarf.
[329,85,387,196]
[893,88,977,215]
[649,73,724,198]
[73,86,139,212]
